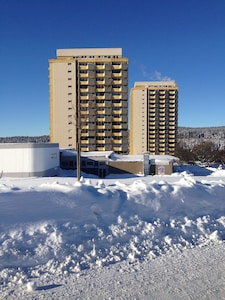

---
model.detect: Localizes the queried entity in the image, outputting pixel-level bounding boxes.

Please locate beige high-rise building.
[49,48,128,153]
[130,81,178,155]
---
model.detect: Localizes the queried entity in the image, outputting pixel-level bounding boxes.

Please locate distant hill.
[0,135,50,143]
[1,126,225,150]
[178,126,225,150]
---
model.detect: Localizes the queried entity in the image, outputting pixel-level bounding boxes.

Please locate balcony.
[96,140,105,145]
[81,138,96,145]
[112,117,122,122]
[159,90,165,94]
[96,108,111,115]
[96,87,105,93]
[96,117,106,122]
[96,86,111,93]
[112,70,128,78]
[81,123,96,130]
[80,94,95,101]
[96,123,111,130]
[79,64,88,71]
[112,64,121,70]
[80,95,88,101]
[81,130,95,137]
[81,145,96,152]
[113,146,122,152]
[113,132,122,137]
[112,109,122,115]
[80,78,95,85]
[80,116,95,123]
[112,102,122,108]
[96,72,105,78]
[79,63,95,71]
[82,71,96,78]
[96,95,105,100]
[96,146,106,151]
[112,87,121,93]
[112,124,122,130]
[96,131,106,137]
[80,86,95,93]
[113,139,122,144]
[96,63,111,71]
[80,110,89,116]
[112,94,122,100]
[112,79,122,85]
[97,100,111,108]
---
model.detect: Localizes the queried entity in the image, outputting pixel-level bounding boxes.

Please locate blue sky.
[1,0,225,136]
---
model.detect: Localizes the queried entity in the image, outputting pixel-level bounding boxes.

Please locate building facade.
[130,81,178,155]
[0,143,59,177]
[49,48,128,153]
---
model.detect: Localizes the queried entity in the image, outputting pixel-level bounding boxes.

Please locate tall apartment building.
[130,81,178,155]
[49,48,128,153]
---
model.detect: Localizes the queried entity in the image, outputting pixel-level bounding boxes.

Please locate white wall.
[0,144,59,177]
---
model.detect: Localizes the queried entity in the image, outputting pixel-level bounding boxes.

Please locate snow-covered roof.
[110,153,179,163]
[60,149,179,163]
[81,151,114,159]
[150,155,179,164]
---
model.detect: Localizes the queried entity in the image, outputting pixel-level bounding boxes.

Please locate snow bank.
[0,169,225,298]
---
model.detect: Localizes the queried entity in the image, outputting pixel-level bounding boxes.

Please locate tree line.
[175,141,225,166]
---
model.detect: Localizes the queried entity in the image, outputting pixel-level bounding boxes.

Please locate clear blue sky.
[1,0,225,137]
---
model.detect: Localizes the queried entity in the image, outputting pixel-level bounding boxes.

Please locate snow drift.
[0,168,225,298]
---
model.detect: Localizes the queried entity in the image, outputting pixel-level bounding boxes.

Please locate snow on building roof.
[59,149,179,164]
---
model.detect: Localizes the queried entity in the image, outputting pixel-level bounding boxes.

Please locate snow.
[0,165,225,299]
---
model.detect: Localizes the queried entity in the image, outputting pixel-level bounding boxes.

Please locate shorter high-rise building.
[130,81,178,155]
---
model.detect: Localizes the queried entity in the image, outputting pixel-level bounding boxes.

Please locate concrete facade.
[49,48,128,154]
[130,81,178,156]
[0,143,59,177]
